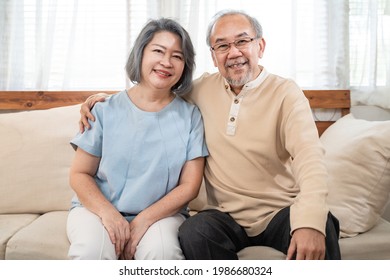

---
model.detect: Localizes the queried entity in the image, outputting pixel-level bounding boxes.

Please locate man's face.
[209,14,265,93]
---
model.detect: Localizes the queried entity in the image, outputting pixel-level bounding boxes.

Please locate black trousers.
[178,207,341,260]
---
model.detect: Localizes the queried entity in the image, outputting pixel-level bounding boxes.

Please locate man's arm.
[79,93,111,132]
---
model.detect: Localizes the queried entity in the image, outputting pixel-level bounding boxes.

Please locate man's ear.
[258,38,266,59]
[210,49,218,67]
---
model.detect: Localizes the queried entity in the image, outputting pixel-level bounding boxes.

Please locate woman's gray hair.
[125,18,195,96]
[206,10,263,47]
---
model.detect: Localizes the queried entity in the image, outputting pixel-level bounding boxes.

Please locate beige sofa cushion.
[339,218,390,259]
[5,211,70,260]
[237,219,390,260]
[238,245,285,260]
[0,105,79,214]
[321,114,390,237]
[0,214,39,259]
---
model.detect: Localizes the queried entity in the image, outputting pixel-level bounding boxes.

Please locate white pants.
[67,207,186,260]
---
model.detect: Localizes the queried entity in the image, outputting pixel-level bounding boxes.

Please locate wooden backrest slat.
[303,90,351,135]
[0,89,351,135]
[0,91,117,110]
[304,90,350,110]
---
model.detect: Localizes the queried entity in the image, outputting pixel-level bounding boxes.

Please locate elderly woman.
[67,18,208,260]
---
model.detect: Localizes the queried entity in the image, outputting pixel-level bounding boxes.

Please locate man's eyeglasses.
[211,37,258,53]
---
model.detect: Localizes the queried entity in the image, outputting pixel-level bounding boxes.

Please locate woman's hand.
[120,214,151,260]
[100,207,131,258]
[120,158,205,260]
[70,147,130,258]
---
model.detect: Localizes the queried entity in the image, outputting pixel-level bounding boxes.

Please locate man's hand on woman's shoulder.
[79,93,110,133]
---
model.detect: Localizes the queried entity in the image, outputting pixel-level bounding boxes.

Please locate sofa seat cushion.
[5,211,70,260]
[238,219,390,260]
[238,245,286,260]
[339,218,390,260]
[0,214,39,259]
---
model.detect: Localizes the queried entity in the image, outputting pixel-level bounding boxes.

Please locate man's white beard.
[226,70,252,87]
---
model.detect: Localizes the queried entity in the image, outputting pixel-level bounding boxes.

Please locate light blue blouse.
[70,90,208,219]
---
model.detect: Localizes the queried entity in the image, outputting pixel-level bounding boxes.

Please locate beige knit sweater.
[188,67,329,237]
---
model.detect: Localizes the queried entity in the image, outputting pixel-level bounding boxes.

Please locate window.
[349,0,390,87]
[1,0,389,108]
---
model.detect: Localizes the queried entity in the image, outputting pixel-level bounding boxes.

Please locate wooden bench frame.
[0,89,350,135]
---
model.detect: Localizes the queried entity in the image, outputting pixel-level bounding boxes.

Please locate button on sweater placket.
[226,97,242,136]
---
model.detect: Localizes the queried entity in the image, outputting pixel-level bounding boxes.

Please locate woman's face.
[140,31,185,93]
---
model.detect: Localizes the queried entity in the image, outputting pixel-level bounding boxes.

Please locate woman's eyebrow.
[150,43,183,55]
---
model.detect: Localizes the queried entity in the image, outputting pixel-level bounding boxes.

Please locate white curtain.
[0,0,129,90]
[0,0,389,108]
[349,0,390,108]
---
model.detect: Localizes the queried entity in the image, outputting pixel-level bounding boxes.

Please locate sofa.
[1,91,390,260]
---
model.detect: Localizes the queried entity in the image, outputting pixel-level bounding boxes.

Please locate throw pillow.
[321,114,390,238]
[0,105,80,214]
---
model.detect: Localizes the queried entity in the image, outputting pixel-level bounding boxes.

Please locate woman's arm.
[69,147,130,257]
[123,157,205,259]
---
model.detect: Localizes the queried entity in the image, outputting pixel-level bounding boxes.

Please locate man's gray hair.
[206,10,263,47]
